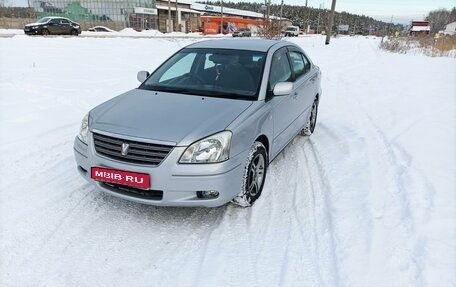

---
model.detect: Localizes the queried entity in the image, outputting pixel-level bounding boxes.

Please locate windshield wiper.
[140,85,254,100]
[143,85,190,93]
[208,90,253,100]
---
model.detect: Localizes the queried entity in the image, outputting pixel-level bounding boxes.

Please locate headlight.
[179,131,232,163]
[32,26,39,29]
[77,113,89,144]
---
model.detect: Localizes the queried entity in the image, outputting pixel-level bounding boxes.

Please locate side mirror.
[137,71,150,83]
[273,82,293,96]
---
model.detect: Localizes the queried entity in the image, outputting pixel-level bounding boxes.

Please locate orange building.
[200,16,265,34]
[191,3,288,35]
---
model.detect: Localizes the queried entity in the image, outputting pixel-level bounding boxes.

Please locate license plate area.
[91,167,150,189]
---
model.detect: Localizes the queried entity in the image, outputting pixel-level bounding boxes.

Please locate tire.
[41,29,50,36]
[71,29,78,36]
[232,142,268,207]
[299,97,319,136]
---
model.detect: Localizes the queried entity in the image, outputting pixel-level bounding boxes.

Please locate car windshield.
[286,27,297,31]
[140,48,266,100]
[37,17,51,23]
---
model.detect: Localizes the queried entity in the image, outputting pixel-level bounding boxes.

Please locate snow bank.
[0,29,24,35]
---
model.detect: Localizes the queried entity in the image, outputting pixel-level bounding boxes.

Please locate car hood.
[90,89,253,146]
[25,22,44,26]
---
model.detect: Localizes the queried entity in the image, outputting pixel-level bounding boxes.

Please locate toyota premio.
[74,39,322,207]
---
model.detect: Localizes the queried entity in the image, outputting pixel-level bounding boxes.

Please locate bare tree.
[426,7,456,34]
[0,0,10,8]
[258,20,283,40]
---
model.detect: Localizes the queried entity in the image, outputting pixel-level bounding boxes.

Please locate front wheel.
[299,97,319,136]
[232,142,268,207]
[71,29,78,36]
[41,29,50,36]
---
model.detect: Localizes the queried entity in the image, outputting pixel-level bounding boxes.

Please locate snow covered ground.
[0,34,455,287]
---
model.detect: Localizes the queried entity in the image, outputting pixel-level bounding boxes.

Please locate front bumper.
[24,28,39,35]
[73,132,248,207]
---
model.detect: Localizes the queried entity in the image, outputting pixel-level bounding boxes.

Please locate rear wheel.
[41,29,49,36]
[232,142,268,207]
[71,29,78,36]
[299,97,319,136]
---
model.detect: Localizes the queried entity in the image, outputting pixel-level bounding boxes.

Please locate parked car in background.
[24,17,81,36]
[74,39,322,207]
[88,26,115,32]
[232,28,252,37]
[284,26,300,37]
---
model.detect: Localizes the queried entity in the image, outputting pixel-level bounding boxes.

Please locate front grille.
[102,182,163,200]
[93,133,173,166]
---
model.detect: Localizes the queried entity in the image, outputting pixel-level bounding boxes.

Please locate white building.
[441,21,456,36]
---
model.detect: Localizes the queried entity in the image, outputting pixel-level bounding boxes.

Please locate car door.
[48,18,60,34]
[59,19,71,34]
[287,48,317,130]
[268,47,300,158]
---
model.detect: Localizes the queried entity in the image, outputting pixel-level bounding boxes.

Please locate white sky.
[298,0,455,23]
[6,0,456,24]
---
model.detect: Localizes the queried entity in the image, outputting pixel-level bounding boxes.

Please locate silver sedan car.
[74,39,322,207]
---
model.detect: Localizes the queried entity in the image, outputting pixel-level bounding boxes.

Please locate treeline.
[425,7,456,34]
[203,1,404,34]
[0,7,35,18]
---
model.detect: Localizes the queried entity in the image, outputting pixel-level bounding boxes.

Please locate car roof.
[186,39,286,52]
[44,16,72,21]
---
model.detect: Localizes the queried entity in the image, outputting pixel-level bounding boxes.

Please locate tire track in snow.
[258,145,320,286]
[345,76,435,285]
[301,136,340,287]
[359,112,437,286]
[329,37,433,285]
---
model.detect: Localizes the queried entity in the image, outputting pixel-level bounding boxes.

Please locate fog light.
[196,190,219,199]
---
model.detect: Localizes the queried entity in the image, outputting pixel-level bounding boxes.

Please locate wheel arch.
[255,134,269,160]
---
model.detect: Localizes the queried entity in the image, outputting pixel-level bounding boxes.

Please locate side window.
[159,52,196,82]
[51,19,59,24]
[302,54,311,73]
[60,19,69,24]
[288,51,305,78]
[268,49,292,91]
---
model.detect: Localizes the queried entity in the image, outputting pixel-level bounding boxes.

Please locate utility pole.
[167,0,172,33]
[267,0,271,21]
[280,0,284,20]
[304,0,307,32]
[389,15,394,36]
[220,0,224,34]
[325,0,336,45]
[175,0,179,32]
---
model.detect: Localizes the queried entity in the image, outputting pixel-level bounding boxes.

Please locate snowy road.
[1,35,455,287]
